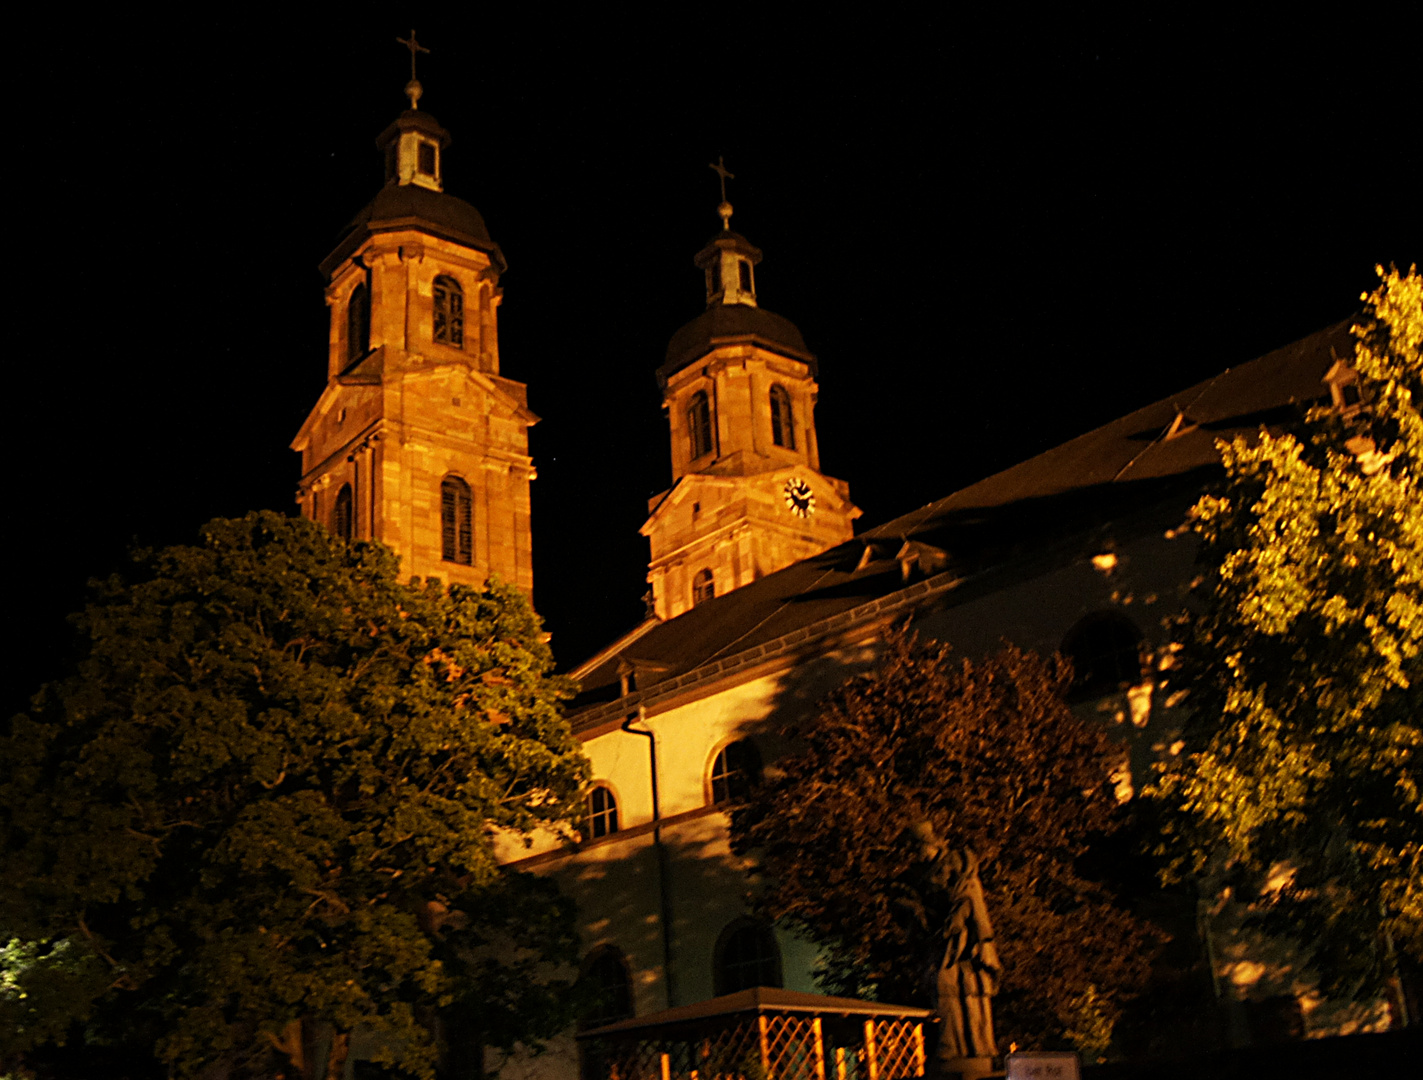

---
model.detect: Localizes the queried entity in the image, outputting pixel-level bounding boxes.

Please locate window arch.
[433,275,464,348]
[688,391,714,460]
[709,739,762,806]
[441,475,473,565]
[713,919,782,996]
[585,785,619,840]
[692,568,716,607]
[770,384,796,449]
[580,946,634,1030]
[1060,611,1144,702]
[333,483,354,541]
[346,282,370,364]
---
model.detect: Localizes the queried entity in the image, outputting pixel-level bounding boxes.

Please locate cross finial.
[709,156,735,203]
[709,156,735,230]
[397,30,430,109]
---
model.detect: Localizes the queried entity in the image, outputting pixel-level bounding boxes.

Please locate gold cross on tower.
[708,156,735,203]
[397,29,430,109]
[708,156,735,230]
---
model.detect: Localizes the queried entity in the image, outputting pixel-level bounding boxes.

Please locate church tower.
[292,64,536,596]
[641,175,860,620]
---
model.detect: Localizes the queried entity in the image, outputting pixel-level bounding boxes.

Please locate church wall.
[498,511,1198,1046]
[909,508,1201,787]
[513,504,1388,1065]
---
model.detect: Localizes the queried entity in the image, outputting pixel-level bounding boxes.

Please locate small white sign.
[1004,1050,1081,1080]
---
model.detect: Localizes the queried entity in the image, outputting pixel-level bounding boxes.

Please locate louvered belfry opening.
[441,475,474,565]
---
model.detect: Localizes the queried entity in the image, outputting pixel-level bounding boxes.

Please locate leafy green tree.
[1156,266,1422,997]
[1,512,589,1079]
[730,629,1158,1056]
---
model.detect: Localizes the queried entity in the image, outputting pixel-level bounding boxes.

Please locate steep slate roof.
[567,318,1353,724]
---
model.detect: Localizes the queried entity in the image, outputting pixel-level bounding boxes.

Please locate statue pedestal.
[937,1055,999,1080]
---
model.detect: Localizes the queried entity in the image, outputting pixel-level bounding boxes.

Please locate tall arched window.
[770,384,795,449]
[692,568,716,607]
[441,475,473,565]
[333,483,354,541]
[346,282,370,364]
[433,275,464,348]
[713,919,782,995]
[585,785,619,840]
[688,391,713,460]
[709,740,761,805]
[580,947,634,1029]
[1061,612,1144,702]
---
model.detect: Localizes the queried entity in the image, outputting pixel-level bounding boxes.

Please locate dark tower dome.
[658,212,815,385]
[319,107,506,279]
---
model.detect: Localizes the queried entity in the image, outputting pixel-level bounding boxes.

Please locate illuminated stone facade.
[642,217,860,620]
[292,107,536,594]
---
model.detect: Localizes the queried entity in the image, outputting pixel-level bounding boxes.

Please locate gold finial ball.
[405,79,424,109]
[718,201,734,230]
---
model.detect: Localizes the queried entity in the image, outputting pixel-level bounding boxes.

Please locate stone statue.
[911,824,1001,1077]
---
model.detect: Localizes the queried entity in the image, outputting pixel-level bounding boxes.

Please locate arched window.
[709,740,761,805]
[1061,612,1144,702]
[346,282,370,364]
[333,483,354,541]
[580,947,634,1029]
[433,275,464,348]
[688,391,714,460]
[770,384,796,449]
[585,785,619,840]
[441,476,473,565]
[713,919,782,996]
[738,259,753,293]
[692,568,716,607]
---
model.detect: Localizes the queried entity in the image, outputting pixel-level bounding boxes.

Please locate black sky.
[6,13,1418,714]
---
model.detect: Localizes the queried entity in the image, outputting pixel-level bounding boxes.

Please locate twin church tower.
[293,77,859,623]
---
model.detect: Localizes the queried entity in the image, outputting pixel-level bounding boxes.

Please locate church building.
[295,77,1394,1079]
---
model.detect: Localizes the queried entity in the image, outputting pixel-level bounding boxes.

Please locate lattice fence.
[585,1014,924,1080]
[869,1019,925,1079]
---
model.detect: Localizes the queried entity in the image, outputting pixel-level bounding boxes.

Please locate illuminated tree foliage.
[731,630,1158,1055]
[1158,266,1423,994]
[1,512,589,1079]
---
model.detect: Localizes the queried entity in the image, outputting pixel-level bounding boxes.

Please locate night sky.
[7,14,1418,715]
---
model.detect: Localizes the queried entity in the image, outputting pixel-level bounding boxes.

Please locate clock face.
[782,477,816,518]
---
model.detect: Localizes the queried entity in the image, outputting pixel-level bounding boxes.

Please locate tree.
[1156,266,1422,999]
[730,629,1158,1057]
[1,512,589,1079]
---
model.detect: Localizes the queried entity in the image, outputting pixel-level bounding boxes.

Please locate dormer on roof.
[1323,356,1365,415]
